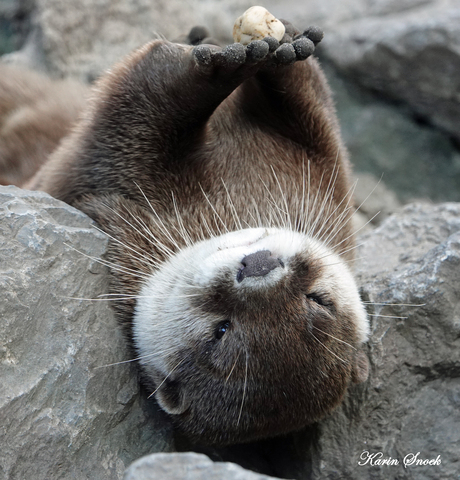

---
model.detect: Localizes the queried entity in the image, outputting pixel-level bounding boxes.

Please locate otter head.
[134,227,369,445]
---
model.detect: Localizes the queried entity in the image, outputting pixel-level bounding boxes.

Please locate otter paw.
[192,39,271,72]
[298,25,324,46]
[193,43,246,69]
[269,23,323,65]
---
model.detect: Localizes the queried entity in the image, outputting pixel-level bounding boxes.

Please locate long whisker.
[311,332,348,364]
[221,178,243,231]
[237,349,249,427]
[226,350,242,383]
[134,181,183,251]
[63,242,149,280]
[363,302,425,307]
[148,359,185,399]
[93,349,177,369]
[312,325,357,350]
[199,183,230,235]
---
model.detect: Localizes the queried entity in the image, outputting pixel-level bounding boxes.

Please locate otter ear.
[155,379,190,415]
[351,351,370,384]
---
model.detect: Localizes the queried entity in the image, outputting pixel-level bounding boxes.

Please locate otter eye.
[306,293,326,306]
[215,320,230,340]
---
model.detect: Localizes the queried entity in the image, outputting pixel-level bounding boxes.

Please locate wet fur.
[2,25,369,445]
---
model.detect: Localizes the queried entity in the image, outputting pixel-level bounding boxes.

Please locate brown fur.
[2,27,368,445]
[0,64,88,186]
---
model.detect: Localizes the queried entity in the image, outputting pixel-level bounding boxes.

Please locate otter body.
[3,21,369,445]
[0,64,87,186]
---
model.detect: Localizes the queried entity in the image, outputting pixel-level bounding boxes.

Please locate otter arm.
[30,29,322,205]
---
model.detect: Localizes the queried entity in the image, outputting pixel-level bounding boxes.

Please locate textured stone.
[0,186,174,480]
[263,0,433,34]
[320,0,460,141]
[233,7,285,45]
[352,172,402,227]
[309,202,460,480]
[1,193,459,479]
[324,62,460,204]
[3,0,255,80]
[124,452,283,480]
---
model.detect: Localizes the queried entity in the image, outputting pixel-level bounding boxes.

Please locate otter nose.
[237,250,283,283]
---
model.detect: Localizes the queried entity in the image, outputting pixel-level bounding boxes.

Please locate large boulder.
[326,64,460,204]
[319,0,460,142]
[123,452,281,480]
[311,202,460,480]
[0,186,173,480]
[1,187,459,479]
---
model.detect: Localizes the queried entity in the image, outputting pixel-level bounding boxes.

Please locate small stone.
[233,6,285,46]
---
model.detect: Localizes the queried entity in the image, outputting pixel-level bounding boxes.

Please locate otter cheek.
[155,379,190,415]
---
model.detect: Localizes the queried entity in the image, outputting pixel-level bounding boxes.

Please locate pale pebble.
[233,6,285,45]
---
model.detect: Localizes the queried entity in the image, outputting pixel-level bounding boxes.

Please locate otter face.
[134,227,369,445]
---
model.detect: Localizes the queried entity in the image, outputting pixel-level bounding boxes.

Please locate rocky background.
[1,1,459,479]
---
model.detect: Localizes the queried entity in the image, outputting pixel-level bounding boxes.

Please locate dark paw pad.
[193,44,214,66]
[246,40,270,63]
[274,43,296,65]
[300,26,324,46]
[292,37,315,60]
[263,36,280,53]
[213,43,246,67]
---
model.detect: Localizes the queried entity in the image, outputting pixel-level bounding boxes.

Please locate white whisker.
[311,332,348,364]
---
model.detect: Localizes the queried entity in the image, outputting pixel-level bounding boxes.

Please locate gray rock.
[321,0,460,141]
[353,172,402,227]
[264,0,435,32]
[0,186,174,480]
[323,62,460,204]
[124,452,284,480]
[310,202,460,480]
[1,191,459,479]
[3,0,255,80]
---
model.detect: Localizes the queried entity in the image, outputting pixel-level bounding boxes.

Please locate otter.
[0,63,88,186]
[1,14,370,446]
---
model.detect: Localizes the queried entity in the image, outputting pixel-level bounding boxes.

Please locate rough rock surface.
[324,62,460,204]
[0,186,174,480]
[319,0,460,142]
[2,0,255,80]
[124,452,282,480]
[1,192,459,480]
[310,202,460,480]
